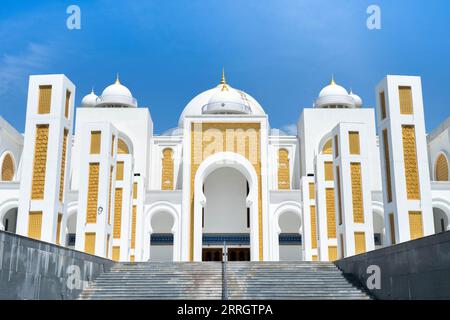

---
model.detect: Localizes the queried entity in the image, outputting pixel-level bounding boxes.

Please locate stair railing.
[222,241,228,300]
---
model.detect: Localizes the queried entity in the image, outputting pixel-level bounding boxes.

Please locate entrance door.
[228,248,250,261]
[202,248,223,261]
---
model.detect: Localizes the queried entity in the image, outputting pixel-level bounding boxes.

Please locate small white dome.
[81,90,98,108]
[349,91,363,108]
[318,80,349,98]
[96,75,137,108]
[315,77,355,109]
[101,81,132,98]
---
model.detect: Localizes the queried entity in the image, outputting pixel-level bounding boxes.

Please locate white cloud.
[0,43,52,97]
[281,123,297,135]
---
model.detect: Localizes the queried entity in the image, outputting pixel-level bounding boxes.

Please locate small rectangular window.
[90,131,101,154]
[247,208,250,228]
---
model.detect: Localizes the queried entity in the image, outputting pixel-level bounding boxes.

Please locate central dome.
[95,75,138,108]
[314,76,357,109]
[178,71,265,127]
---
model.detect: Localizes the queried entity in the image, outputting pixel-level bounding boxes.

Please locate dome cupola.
[81,89,98,108]
[96,74,138,108]
[315,76,355,109]
[349,90,363,108]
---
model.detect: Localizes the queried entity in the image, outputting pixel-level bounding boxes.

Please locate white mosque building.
[0,72,449,263]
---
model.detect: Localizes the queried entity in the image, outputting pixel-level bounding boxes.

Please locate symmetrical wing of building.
[0,72,449,262]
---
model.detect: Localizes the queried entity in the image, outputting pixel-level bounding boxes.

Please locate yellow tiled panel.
[328,246,338,261]
[326,188,336,238]
[349,131,360,155]
[131,205,137,248]
[389,213,396,245]
[56,213,62,245]
[402,126,420,200]
[322,139,332,154]
[112,246,120,261]
[1,153,14,181]
[84,232,96,255]
[351,163,364,223]
[161,148,174,190]
[354,232,366,255]
[59,129,68,202]
[38,85,52,114]
[28,211,42,240]
[399,86,413,115]
[380,91,387,119]
[133,182,138,199]
[336,165,342,225]
[309,183,315,200]
[90,131,101,154]
[130,255,135,262]
[324,162,334,181]
[334,135,339,157]
[113,188,123,239]
[86,163,99,223]
[435,154,449,181]
[107,166,113,224]
[383,129,393,203]
[65,90,71,118]
[409,211,423,240]
[312,255,318,261]
[31,125,49,200]
[277,148,290,190]
[190,122,262,261]
[310,205,317,249]
[116,161,124,181]
[118,139,129,154]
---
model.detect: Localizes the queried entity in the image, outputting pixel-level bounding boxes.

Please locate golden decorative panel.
[409,211,423,240]
[38,85,52,114]
[310,205,317,249]
[1,153,14,181]
[354,232,366,255]
[309,183,315,200]
[324,161,334,181]
[113,188,123,239]
[116,161,124,181]
[112,246,120,261]
[90,131,101,154]
[382,129,393,203]
[402,126,420,200]
[86,163,99,223]
[349,131,360,155]
[31,125,49,200]
[28,211,42,240]
[107,166,113,224]
[380,91,387,119]
[277,148,290,190]
[56,213,62,245]
[131,205,137,249]
[322,139,333,154]
[312,255,318,261]
[326,188,336,238]
[334,135,339,157]
[118,139,129,154]
[389,213,396,245]
[65,90,71,118]
[59,129,68,202]
[84,233,96,255]
[328,246,338,261]
[435,154,449,181]
[399,86,413,115]
[161,148,174,190]
[190,122,262,261]
[133,182,138,199]
[351,163,364,223]
[130,255,135,262]
[336,165,342,225]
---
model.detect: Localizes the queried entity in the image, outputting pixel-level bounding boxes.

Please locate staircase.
[79,261,371,300]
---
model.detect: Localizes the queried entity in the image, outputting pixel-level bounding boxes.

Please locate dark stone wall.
[335,231,450,300]
[0,230,114,300]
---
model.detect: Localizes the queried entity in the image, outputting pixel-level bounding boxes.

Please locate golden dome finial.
[220,68,226,85]
[115,73,120,85]
[330,74,335,85]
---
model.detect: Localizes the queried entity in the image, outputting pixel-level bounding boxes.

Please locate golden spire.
[219,68,229,91]
[330,74,335,85]
[115,73,120,84]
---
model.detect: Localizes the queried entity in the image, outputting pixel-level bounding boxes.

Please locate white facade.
[1,73,449,262]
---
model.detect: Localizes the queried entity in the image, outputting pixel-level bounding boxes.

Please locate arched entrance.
[202,167,250,261]
[433,208,449,233]
[272,202,302,261]
[1,208,18,233]
[193,152,259,261]
[372,207,385,248]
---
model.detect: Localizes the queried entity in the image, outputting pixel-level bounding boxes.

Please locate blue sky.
[0,0,449,134]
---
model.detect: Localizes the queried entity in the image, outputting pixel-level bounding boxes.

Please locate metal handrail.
[222,241,228,300]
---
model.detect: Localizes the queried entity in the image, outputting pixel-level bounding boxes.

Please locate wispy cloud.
[281,123,297,135]
[0,43,53,96]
